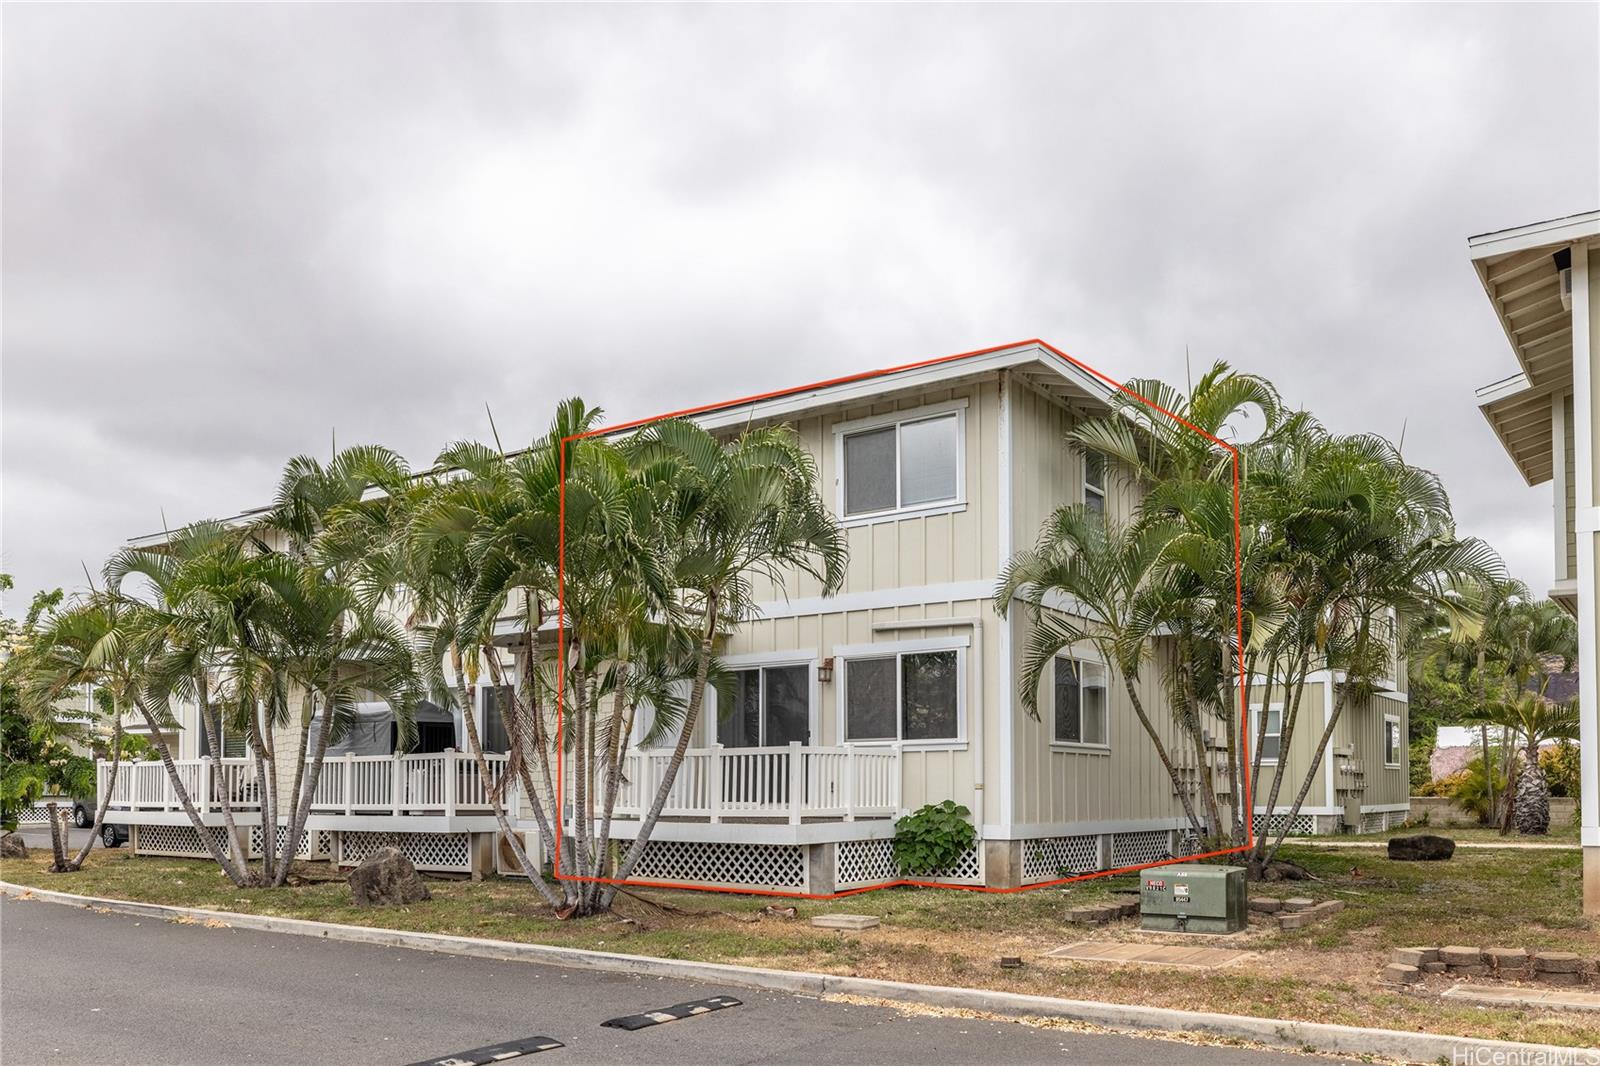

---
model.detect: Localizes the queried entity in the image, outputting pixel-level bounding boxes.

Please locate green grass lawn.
[3,842,1596,1049]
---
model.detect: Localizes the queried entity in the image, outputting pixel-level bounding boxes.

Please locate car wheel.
[101,824,122,849]
[74,805,92,829]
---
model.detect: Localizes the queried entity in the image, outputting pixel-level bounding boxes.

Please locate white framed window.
[1252,704,1283,763]
[837,637,966,746]
[1084,451,1106,515]
[720,664,811,748]
[835,400,966,523]
[1383,714,1402,768]
[1052,656,1109,747]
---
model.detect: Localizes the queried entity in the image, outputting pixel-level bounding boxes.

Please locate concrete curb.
[3,880,1593,1064]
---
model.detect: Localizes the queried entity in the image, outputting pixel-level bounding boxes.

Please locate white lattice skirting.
[132,824,233,859]
[1257,813,1319,838]
[1021,835,1103,882]
[1109,829,1173,868]
[632,840,807,891]
[1360,810,1405,833]
[249,826,333,861]
[338,831,472,874]
[16,800,71,825]
[833,838,983,889]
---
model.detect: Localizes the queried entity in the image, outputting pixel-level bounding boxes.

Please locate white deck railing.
[600,743,900,824]
[99,752,512,819]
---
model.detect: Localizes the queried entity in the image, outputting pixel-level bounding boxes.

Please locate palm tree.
[13,592,143,871]
[600,420,847,909]
[996,508,1211,838]
[1489,687,1579,835]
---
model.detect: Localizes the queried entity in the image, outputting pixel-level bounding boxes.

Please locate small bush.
[1541,742,1580,799]
[892,800,975,875]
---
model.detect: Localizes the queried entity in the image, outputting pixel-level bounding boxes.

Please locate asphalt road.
[1,897,1345,1066]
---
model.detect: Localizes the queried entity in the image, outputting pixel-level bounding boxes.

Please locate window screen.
[843,427,897,515]
[844,657,897,741]
[902,651,958,740]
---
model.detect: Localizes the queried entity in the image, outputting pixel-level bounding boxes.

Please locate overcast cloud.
[4,4,1597,608]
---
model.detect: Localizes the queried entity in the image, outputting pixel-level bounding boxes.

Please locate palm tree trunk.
[195,674,248,877]
[68,715,124,871]
[454,646,564,907]
[604,602,718,908]
[1513,740,1551,835]
[46,802,69,872]
[274,691,315,883]
[590,660,631,903]
[1250,656,1308,871]
[133,699,255,885]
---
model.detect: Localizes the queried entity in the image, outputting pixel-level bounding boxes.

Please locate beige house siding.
[1247,680,1330,811]
[735,379,1004,605]
[1010,630,1199,828]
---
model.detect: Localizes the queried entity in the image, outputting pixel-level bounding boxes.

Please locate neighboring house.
[1472,209,1600,914]
[102,340,1408,889]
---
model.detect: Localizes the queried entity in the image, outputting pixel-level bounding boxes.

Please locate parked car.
[99,822,127,848]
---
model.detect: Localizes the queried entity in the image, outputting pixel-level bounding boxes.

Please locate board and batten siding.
[1335,689,1409,808]
[735,379,1004,606]
[1245,681,1331,810]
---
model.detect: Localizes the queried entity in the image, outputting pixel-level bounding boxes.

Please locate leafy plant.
[1541,741,1580,799]
[892,800,975,875]
[1445,752,1506,823]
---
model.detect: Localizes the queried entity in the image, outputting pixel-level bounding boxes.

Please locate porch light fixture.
[818,657,834,683]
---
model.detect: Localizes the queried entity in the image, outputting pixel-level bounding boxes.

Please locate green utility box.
[1139,863,1248,934]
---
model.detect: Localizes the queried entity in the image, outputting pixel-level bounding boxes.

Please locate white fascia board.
[686,343,1115,435]
[1468,210,1600,259]
[1474,371,1535,407]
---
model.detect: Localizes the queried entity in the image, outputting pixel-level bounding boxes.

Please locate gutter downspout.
[869,617,984,831]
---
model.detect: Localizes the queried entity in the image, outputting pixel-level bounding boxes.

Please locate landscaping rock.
[1533,952,1584,974]
[1281,897,1316,912]
[1067,907,1107,925]
[1393,947,1440,967]
[1486,947,1530,971]
[1248,897,1284,914]
[1438,946,1484,967]
[1386,835,1455,861]
[0,835,28,859]
[1537,971,1586,988]
[348,846,431,907]
[1449,964,1490,977]
[810,913,880,930]
[1114,899,1139,919]
[1421,961,1447,974]
[1381,963,1422,985]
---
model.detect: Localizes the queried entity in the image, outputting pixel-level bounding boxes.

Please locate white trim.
[1083,450,1106,514]
[836,636,969,748]
[1468,211,1600,258]
[717,649,818,669]
[1324,674,1337,809]
[1382,713,1403,769]
[1554,392,1570,582]
[748,579,993,621]
[685,343,1115,436]
[997,370,1016,837]
[1572,242,1600,851]
[834,401,967,525]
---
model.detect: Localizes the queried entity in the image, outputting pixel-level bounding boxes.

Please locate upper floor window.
[1084,452,1106,515]
[1053,656,1108,746]
[837,402,965,521]
[1383,714,1402,767]
[482,685,513,754]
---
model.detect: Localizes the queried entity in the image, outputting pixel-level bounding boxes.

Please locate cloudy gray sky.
[4,4,1597,608]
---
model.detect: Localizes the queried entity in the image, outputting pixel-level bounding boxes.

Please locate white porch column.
[1572,242,1599,914]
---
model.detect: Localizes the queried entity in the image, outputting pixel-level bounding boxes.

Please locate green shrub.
[892,800,975,875]
[1541,741,1580,799]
